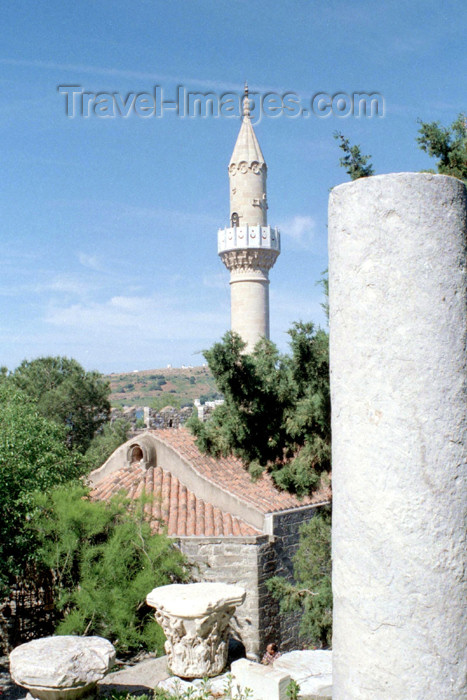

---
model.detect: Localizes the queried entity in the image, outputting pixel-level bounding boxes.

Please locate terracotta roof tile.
[90,464,261,538]
[149,428,330,513]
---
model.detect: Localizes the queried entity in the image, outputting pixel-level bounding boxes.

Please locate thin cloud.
[44,294,227,341]
[39,277,98,296]
[78,252,102,271]
[0,58,271,92]
[278,215,316,250]
[0,58,285,95]
[0,275,98,298]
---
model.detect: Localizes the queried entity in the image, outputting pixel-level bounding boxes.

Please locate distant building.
[194,397,224,421]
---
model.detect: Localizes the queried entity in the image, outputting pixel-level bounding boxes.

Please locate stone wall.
[256,537,280,653]
[269,505,324,650]
[111,406,193,431]
[178,536,265,660]
[177,504,326,660]
[148,406,192,430]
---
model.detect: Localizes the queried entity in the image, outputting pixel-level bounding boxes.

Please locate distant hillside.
[106,365,221,409]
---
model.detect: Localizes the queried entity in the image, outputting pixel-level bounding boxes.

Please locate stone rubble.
[155,651,333,699]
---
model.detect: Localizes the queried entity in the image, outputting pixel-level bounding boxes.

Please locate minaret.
[218,84,281,351]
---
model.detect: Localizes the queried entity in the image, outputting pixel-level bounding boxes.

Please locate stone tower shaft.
[218,85,280,351]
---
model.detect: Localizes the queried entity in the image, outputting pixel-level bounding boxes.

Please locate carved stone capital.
[147,583,246,679]
[220,248,279,274]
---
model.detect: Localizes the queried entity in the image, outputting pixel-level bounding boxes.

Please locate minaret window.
[231,212,239,227]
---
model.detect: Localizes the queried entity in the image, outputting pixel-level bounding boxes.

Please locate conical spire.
[229,83,265,167]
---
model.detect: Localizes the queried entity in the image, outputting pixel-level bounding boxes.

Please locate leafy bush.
[286,679,301,700]
[417,112,467,183]
[107,676,298,699]
[267,507,332,647]
[32,485,189,654]
[334,131,374,180]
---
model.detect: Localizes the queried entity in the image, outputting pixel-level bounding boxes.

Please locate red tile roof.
[91,464,260,537]
[150,428,330,514]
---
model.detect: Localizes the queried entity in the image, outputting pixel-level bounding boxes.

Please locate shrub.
[33,485,189,655]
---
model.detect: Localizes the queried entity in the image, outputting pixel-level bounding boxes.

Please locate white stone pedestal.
[9,636,115,700]
[146,582,246,679]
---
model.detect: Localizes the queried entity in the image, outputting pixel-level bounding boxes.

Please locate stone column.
[328,173,467,699]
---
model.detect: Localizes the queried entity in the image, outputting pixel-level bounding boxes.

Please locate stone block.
[274,650,332,698]
[231,658,291,700]
[9,635,115,700]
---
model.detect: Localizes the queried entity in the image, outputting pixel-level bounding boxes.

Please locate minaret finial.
[243,81,250,118]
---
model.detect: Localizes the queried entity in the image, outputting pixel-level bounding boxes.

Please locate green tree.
[33,484,189,655]
[334,131,374,180]
[0,382,85,597]
[85,418,131,472]
[12,356,111,452]
[188,323,330,496]
[416,113,467,183]
[267,508,332,647]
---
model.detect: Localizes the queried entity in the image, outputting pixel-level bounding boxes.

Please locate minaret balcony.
[218,225,280,255]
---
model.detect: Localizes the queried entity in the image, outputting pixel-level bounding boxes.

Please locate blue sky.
[1,0,466,373]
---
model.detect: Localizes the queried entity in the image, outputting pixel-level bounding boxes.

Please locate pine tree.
[187,323,330,496]
[334,131,374,180]
[416,113,467,183]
